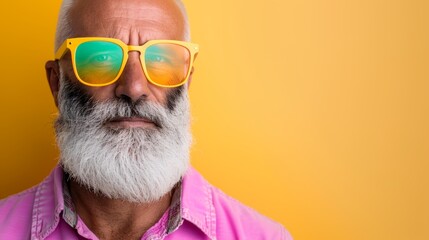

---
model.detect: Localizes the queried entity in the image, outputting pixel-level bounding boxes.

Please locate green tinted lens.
[75,41,123,85]
[145,43,191,86]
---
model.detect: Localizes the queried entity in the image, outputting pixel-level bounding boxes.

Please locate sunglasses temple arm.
[55,40,69,60]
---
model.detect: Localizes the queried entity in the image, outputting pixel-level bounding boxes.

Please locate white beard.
[55,71,192,203]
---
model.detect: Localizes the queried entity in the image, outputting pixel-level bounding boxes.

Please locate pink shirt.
[0,166,292,239]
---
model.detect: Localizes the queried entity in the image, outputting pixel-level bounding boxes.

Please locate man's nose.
[114,52,150,102]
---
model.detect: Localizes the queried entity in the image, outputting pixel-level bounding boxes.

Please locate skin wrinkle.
[100,15,109,40]
[69,1,184,44]
[118,4,185,40]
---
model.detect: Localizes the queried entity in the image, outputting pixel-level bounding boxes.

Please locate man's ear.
[187,66,195,90]
[45,60,60,107]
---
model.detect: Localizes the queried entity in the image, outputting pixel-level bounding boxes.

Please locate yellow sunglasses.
[55,37,199,88]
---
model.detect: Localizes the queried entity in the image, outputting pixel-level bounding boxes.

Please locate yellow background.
[0,0,428,239]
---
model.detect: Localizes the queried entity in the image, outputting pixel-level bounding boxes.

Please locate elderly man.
[0,0,292,239]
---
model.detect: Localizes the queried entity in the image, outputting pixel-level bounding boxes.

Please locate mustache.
[56,77,183,128]
[101,98,163,128]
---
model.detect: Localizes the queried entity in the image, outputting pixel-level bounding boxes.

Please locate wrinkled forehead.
[68,0,186,44]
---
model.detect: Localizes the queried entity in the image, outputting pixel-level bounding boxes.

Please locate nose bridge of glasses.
[127,45,145,54]
[122,45,147,83]
[126,45,146,67]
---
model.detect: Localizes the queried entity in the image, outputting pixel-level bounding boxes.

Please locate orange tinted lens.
[144,43,191,86]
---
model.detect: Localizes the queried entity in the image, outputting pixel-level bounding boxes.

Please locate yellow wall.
[0,0,428,239]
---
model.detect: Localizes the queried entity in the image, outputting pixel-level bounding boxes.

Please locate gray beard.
[54,71,192,203]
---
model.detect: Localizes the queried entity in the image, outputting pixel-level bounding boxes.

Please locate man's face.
[59,0,188,111]
[47,0,193,203]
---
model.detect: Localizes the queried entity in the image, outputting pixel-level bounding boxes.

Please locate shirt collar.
[31,165,65,239]
[61,172,77,227]
[181,167,217,239]
[31,166,217,239]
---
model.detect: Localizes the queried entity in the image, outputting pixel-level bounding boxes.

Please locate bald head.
[55,0,190,51]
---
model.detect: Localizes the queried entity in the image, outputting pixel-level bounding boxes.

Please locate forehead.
[68,0,186,44]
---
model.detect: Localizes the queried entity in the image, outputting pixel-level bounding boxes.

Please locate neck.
[69,180,173,240]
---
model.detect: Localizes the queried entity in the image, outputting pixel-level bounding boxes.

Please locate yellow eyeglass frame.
[55,37,199,88]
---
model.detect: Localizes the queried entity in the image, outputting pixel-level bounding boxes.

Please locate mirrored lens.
[145,43,191,86]
[75,41,123,84]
